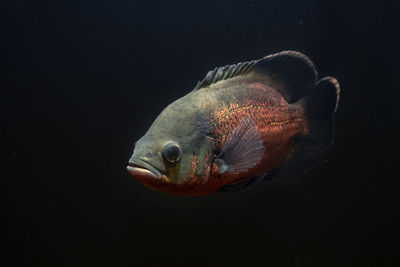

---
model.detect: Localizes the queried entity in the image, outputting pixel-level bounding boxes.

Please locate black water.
[3,0,399,266]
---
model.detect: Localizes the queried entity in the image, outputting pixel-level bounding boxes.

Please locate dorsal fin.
[193,51,318,103]
[193,61,257,91]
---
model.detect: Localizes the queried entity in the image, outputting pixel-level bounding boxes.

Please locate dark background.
[2,0,400,266]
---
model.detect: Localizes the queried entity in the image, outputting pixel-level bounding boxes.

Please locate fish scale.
[187,79,308,194]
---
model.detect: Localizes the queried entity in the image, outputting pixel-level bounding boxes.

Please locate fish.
[127,51,340,196]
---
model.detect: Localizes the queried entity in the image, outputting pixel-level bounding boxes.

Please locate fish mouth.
[127,158,163,179]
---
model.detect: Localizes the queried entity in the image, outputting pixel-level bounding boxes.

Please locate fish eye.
[161,142,182,163]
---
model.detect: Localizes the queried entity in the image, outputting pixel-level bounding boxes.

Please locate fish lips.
[127,158,163,180]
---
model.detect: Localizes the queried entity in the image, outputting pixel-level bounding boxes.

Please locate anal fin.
[263,137,324,180]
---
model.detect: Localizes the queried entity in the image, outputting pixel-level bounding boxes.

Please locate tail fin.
[304,76,340,148]
[262,76,340,181]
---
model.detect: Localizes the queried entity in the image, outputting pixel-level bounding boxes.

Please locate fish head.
[127,98,213,195]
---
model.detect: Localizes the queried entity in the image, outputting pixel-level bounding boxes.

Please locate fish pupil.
[163,144,181,163]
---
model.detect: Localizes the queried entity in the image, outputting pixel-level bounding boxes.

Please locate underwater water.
[2,0,399,266]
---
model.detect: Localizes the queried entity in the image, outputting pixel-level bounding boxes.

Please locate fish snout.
[127,157,162,178]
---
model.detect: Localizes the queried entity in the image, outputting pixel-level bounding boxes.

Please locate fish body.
[128,51,340,196]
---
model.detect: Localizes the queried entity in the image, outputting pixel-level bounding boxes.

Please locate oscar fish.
[127,51,340,196]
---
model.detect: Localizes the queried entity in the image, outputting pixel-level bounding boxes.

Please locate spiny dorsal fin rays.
[193,51,318,103]
[193,61,257,91]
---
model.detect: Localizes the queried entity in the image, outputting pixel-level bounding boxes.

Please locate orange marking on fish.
[190,153,198,179]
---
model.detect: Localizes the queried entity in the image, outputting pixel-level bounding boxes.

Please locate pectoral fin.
[215,117,265,175]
